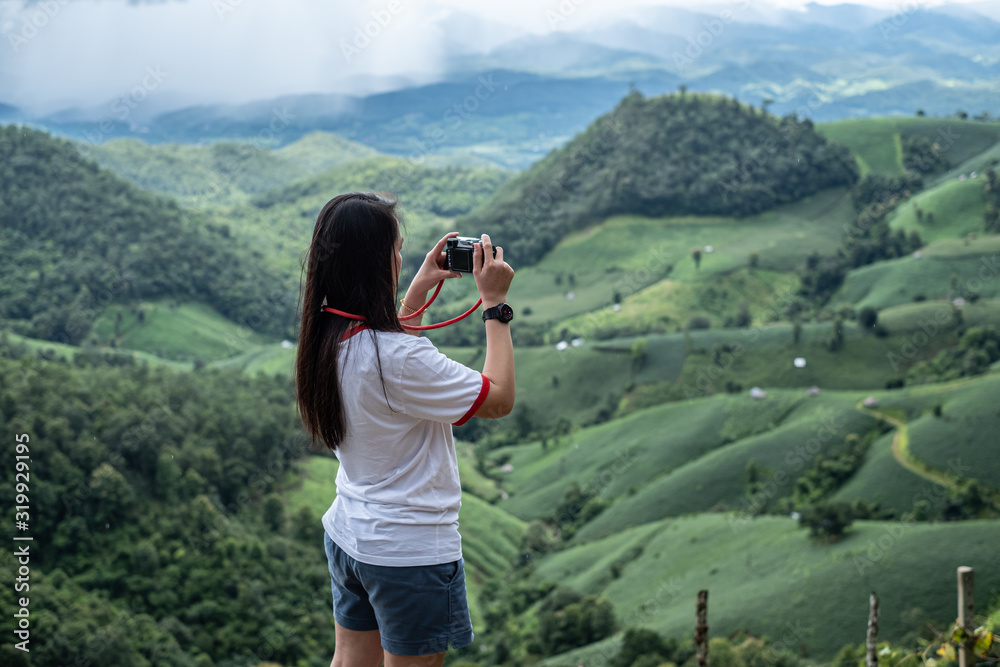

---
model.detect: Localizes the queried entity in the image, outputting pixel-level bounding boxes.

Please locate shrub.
[687,316,712,331]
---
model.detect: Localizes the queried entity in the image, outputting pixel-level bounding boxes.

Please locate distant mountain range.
[4,4,999,169]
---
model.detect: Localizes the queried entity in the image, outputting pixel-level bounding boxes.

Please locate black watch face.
[499,303,514,323]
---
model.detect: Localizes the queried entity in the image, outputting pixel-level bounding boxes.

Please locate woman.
[295,192,515,667]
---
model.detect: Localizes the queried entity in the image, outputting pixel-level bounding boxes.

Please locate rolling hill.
[0,125,297,345]
[83,131,378,206]
[3,100,1000,667]
[459,91,859,265]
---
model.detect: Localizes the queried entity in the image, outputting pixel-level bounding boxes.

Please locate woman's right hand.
[472,234,514,307]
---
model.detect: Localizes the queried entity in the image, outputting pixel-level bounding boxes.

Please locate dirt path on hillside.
[855,400,960,491]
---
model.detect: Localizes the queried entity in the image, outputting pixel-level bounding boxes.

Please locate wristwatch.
[482,302,514,324]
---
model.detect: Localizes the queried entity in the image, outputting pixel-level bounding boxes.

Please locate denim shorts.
[323,531,474,655]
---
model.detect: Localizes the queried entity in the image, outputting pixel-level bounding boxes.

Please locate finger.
[494,245,503,265]
[473,241,484,275]
[430,231,460,257]
[481,234,493,266]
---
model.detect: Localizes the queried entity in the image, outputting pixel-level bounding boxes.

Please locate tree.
[630,338,648,375]
[735,301,752,328]
[537,589,616,656]
[612,628,679,667]
[263,494,285,532]
[155,450,183,502]
[858,306,878,331]
[89,463,135,525]
[799,501,854,539]
[985,205,999,233]
[828,315,845,351]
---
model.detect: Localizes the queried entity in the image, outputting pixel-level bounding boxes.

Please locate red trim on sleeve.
[453,373,490,426]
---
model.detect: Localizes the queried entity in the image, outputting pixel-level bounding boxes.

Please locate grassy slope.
[833,235,1000,310]
[569,391,880,541]
[494,389,876,527]
[85,131,378,205]
[0,331,192,370]
[506,187,852,334]
[206,155,512,281]
[888,178,989,243]
[831,373,1000,509]
[817,117,1000,177]
[905,374,1000,490]
[87,300,275,362]
[534,515,1000,665]
[25,115,1000,665]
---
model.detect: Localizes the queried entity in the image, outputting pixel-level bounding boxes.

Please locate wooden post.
[695,589,709,667]
[866,592,879,667]
[957,566,974,667]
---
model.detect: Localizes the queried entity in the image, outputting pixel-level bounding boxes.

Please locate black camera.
[445,236,496,273]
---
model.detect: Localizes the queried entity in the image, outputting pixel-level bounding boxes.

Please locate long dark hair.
[295,192,404,451]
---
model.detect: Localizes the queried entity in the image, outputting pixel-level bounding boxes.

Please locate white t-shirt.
[321,328,489,567]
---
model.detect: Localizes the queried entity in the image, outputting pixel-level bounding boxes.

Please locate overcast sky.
[0,0,993,116]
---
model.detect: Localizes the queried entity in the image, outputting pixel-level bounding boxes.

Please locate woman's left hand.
[409,231,464,294]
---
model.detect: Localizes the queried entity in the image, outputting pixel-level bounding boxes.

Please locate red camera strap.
[322,280,483,331]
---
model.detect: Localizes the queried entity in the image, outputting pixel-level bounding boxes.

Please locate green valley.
[3,89,1000,667]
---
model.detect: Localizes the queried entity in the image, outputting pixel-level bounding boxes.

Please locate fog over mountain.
[2,0,997,168]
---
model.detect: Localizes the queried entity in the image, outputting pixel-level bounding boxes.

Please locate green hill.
[0,125,296,344]
[87,299,275,363]
[833,235,1000,310]
[493,369,1000,545]
[533,515,1000,665]
[886,177,990,243]
[6,106,1000,667]
[461,91,859,265]
[202,154,512,281]
[816,117,1000,177]
[85,130,378,206]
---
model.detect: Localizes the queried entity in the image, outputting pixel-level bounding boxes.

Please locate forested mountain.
[0,126,297,344]
[459,91,859,265]
[0,338,333,667]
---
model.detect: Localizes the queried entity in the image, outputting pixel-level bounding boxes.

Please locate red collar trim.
[340,325,369,342]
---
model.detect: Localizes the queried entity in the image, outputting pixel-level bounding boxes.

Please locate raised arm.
[472,234,516,419]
